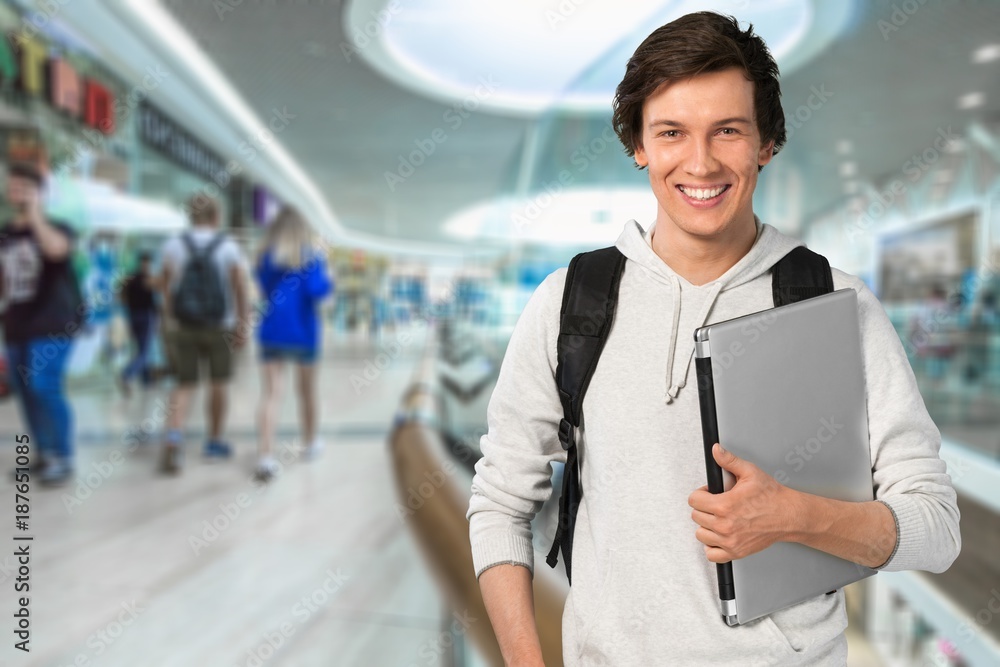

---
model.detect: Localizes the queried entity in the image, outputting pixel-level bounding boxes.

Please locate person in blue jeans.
[252,206,332,481]
[0,163,83,486]
[118,251,159,396]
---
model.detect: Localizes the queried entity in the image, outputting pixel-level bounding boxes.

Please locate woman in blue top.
[254,206,333,481]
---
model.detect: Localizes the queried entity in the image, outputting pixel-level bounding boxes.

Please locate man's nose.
[683,137,721,177]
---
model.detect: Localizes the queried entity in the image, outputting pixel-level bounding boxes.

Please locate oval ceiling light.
[444,186,657,245]
[346,0,855,115]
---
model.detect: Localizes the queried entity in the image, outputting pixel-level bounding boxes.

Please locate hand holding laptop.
[688,443,797,564]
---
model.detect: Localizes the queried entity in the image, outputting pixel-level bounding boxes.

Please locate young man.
[118,251,159,396]
[0,162,82,486]
[467,12,961,666]
[158,195,249,474]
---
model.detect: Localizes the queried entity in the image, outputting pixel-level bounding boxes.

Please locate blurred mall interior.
[0,0,998,665]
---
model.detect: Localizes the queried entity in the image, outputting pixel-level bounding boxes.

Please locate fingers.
[690,508,716,530]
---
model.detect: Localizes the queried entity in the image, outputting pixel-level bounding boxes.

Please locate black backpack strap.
[182,231,226,263]
[181,232,197,258]
[771,245,834,307]
[545,246,626,584]
[204,232,227,258]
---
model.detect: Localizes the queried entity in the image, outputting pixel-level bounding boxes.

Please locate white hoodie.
[467,218,961,666]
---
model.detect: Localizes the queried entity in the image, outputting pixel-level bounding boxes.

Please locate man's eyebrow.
[648,117,752,128]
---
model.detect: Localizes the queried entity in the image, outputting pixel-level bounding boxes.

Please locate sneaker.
[39,459,74,487]
[204,440,233,459]
[253,456,279,483]
[159,444,183,475]
[117,373,132,399]
[302,439,323,461]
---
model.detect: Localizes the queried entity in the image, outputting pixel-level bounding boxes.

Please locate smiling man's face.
[634,67,774,244]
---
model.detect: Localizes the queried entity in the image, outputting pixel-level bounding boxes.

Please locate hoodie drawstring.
[665,280,724,404]
[664,276,683,402]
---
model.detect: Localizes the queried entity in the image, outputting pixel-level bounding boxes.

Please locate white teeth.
[680,185,727,200]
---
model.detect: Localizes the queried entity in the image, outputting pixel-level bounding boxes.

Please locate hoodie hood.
[614,218,803,403]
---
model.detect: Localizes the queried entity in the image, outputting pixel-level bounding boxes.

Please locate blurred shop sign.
[0,32,116,134]
[137,100,227,184]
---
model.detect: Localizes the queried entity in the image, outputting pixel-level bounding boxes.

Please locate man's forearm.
[788,491,897,568]
[478,563,545,666]
[29,216,70,260]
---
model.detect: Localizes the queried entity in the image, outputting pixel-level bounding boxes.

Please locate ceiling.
[151,0,1000,248]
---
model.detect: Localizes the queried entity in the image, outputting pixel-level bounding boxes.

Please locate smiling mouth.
[677,184,730,201]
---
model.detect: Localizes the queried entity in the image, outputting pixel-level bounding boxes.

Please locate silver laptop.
[693,288,876,626]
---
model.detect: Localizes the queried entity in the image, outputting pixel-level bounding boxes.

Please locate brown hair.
[185,193,220,226]
[612,12,785,172]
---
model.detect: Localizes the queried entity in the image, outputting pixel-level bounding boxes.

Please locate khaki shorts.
[170,326,233,385]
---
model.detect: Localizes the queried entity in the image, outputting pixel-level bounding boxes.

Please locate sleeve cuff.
[471,531,535,579]
[873,499,900,570]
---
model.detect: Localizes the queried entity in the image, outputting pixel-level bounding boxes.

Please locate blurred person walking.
[253,206,332,481]
[0,163,84,486]
[118,251,158,397]
[157,195,249,474]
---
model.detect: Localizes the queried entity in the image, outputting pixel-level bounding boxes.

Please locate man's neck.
[650,214,758,286]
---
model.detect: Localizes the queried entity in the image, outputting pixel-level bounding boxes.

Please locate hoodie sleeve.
[849,277,961,573]
[467,269,569,578]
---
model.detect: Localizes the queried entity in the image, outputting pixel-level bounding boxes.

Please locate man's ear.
[758,139,775,168]
[634,141,649,168]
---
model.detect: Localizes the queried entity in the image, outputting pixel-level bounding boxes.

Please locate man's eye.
[719,128,738,135]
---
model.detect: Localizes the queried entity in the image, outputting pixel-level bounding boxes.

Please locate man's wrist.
[783,487,828,545]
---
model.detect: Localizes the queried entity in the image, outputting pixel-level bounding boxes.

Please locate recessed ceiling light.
[973,44,1000,64]
[836,140,853,155]
[840,162,857,177]
[958,92,986,109]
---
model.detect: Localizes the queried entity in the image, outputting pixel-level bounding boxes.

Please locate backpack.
[545,244,835,585]
[172,232,228,327]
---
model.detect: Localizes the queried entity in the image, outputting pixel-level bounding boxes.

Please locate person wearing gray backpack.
[157,195,250,474]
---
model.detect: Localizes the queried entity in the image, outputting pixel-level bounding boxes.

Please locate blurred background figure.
[117,250,159,397]
[0,162,82,486]
[253,205,332,481]
[157,194,249,474]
